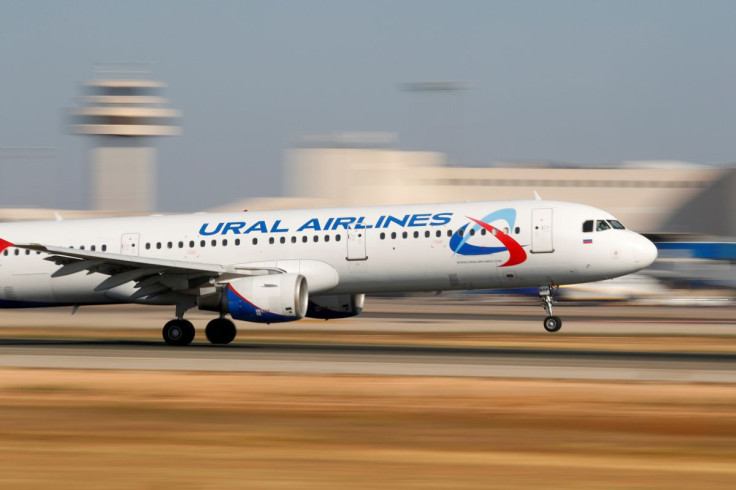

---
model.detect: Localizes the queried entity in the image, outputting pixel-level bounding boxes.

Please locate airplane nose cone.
[633,235,658,268]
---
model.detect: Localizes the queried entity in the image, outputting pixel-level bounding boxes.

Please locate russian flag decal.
[583,239,593,244]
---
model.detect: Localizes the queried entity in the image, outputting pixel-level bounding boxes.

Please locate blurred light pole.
[399,81,470,165]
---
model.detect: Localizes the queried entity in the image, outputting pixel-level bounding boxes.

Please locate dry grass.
[0,369,734,489]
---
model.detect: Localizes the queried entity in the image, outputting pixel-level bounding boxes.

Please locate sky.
[1,0,735,211]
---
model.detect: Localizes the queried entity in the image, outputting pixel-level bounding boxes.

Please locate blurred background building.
[68,66,181,212]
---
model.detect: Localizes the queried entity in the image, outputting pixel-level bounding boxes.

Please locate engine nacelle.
[199,274,308,324]
[306,293,364,319]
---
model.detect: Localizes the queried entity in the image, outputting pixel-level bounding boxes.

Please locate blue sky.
[1,0,735,210]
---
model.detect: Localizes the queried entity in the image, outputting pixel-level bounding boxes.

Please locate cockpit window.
[582,220,594,233]
[607,220,625,230]
[595,220,611,231]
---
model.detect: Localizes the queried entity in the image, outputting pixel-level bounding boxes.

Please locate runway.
[0,340,734,383]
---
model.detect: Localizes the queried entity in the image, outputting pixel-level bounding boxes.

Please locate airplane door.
[120,233,140,256]
[531,208,554,253]
[346,228,367,261]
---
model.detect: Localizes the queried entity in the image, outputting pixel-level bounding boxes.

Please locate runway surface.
[0,339,734,383]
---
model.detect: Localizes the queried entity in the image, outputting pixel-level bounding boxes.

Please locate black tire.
[543,315,562,333]
[163,319,195,346]
[205,318,237,345]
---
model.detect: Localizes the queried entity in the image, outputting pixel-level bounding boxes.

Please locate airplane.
[0,199,657,345]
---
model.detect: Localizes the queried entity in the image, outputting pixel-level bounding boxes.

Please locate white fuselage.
[0,200,656,307]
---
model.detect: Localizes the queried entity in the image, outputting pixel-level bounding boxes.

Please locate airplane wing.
[14,242,282,300]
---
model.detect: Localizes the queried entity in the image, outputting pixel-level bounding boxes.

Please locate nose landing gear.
[539,285,562,333]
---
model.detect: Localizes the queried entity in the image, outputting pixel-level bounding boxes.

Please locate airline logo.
[449,209,527,267]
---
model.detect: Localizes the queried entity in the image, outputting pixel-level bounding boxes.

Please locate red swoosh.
[0,238,14,254]
[466,217,527,267]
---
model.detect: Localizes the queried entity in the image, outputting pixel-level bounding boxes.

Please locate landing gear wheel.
[163,319,195,346]
[543,315,562,333]
[205,318,237,345]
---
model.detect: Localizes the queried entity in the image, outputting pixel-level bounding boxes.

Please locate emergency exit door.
[531,208,554,253]
[120,233,140,256]
[346,228,367,261]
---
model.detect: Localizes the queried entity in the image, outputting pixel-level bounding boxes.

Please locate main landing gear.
[162,319,195,346]
[162,316,237,346]
[539,285,562,333]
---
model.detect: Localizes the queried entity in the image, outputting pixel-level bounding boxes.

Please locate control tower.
[69,67,181,211]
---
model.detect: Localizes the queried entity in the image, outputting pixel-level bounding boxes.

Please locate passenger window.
[145,243,151,250]
[436,230,441,238]
[280,237,286,244]
[211,240,217,247]
[222,239,228,246]
[291,236,296,244]
[313,235,318,242]
[583,220,594,233]
[402,231,408,239]
[596,220,611,231]
[380,232,386,240]
[324,235,329,242]
[425,231,430,238]
[391,232,396,239]
[178,241,184,248]
[190,240,195,248]
[413,231,419,238]
[269,237,274,244]
[235,238,240,246]
[335,234,341,242]
[102,245,107,252]
[253,238,258,245]
[302,236,307,243]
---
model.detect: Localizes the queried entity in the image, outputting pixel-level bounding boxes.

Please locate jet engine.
[306,293,364,319]
[198,273,308,324]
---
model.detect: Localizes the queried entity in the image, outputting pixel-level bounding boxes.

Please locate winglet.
[0,238,14,253]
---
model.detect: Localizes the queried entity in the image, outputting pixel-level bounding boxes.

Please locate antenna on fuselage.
[533,191,542,200]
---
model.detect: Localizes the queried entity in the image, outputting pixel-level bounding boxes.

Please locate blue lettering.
[374,215,386,228]
[270,220,289,233]
[199,222,224,236]
[222,222,246,235]
[323,217,334,230]
[430,212,453,226]
[354,216,372,229]
[245,221,268,234]
[383,214,409,228]
[408,214,431,227]
[297,218,321,232]
[332,217,356,230]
